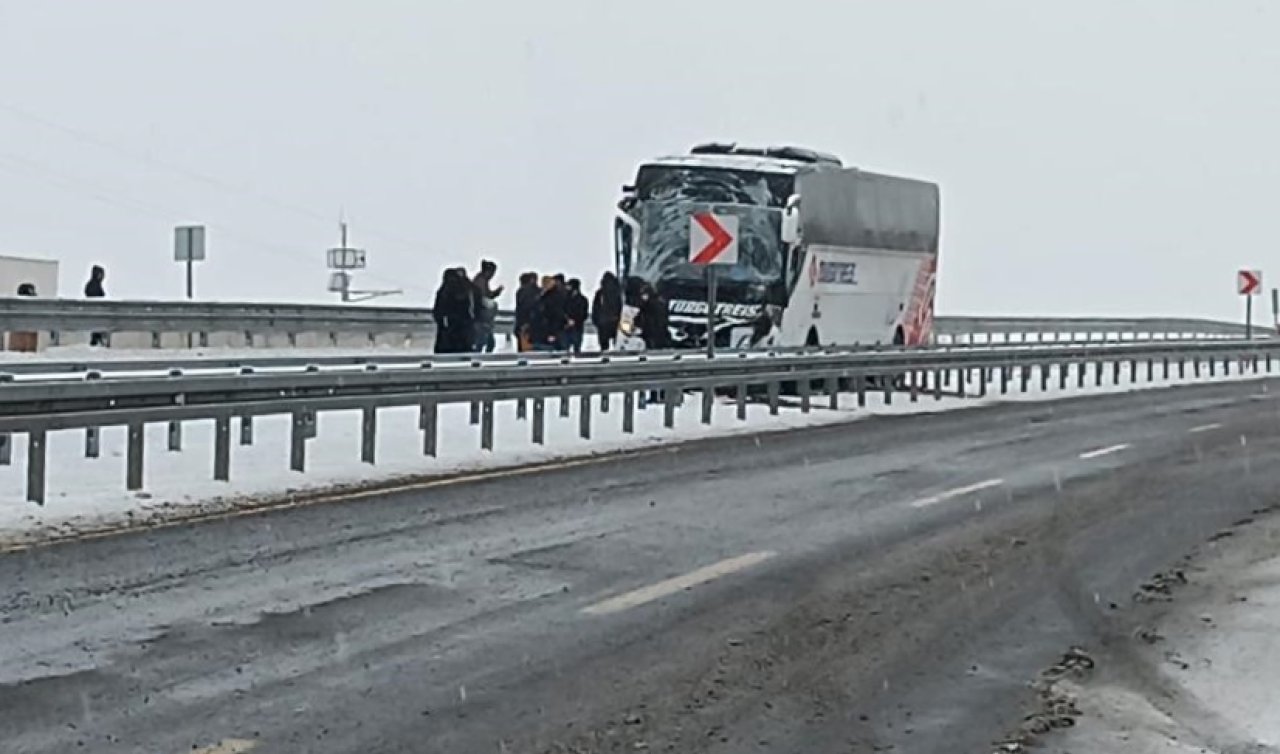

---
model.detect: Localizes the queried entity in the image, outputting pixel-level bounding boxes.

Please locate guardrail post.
[50,330,60,347]
[126,421,145,490]
[909,372,920,402]
[1058,362,1069,390]
[799,378,811,413]
[826,376,841,409]
[482,400,496,449]
[977,368,988,397]
[287,332,298,348]
[532,398,546,445]
[199,332,209,348]
[701,387,716,424]
[517,397,528,420]
[1128,359,1137,383]
[768,381,781,415]
[1112,360,1121,384]
[420,401,438,456]
[290,411,308,472]
[1178,359,1186,379]
[957,368,967,398]
[883,375,893,405]
[1208,357,1216,377]
[470,401,481,425]
[601,393,611,414]
[27,430,47,505]
[1267,353,1273,373]
[1162,357,1170,380]
[1040,364,1050,391]
[624,391,636,433]
[240,416,254,446]
[579,395,592,439]
[1095,361,1104,386]
[560,395,572,418]
[214,416,231,481]
[167,421,182,452]
[1222,355,1230,376]
[1020,365,1030,393]
[855,375,867,407]
[0,433,10,466]
[244,331,254,348]
[664,387,678,428]
[933,369,943,400]
[362,406,377,464]
[150,332,161,349]
[1000,367,1009,394]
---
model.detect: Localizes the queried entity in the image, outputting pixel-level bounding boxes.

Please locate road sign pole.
[1272,288,1278,332]
[706,265,717,358]
[186,257,194,300]
[1247,294,1254,340]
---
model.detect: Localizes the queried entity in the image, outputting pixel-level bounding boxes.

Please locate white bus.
[614,143,940,349]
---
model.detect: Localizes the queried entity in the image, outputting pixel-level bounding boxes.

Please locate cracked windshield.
[2,2,1279,753]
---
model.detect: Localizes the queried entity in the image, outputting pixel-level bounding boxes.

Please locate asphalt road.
[2,379,1279,753]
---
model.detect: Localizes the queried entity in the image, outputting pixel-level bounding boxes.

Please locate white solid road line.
[582,551,777,616]
[909,478,1005,509]
[1078,443,1131,460]
[1188,423,1223,434]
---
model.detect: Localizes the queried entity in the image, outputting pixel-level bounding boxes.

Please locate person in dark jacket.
[564,278,590,354]
[591,271,623,351]
[637,282,671,350]
[513,272,539,352]
[530,275,568,351]
[432,268,476,353]
[84,265,107,346]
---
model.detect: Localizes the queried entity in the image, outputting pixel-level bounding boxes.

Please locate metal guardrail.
[0,297,1266,348]
[0,339,1275,504]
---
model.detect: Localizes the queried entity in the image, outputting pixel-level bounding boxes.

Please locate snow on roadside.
[1038,509,1280,754]
[0,365,1271,548]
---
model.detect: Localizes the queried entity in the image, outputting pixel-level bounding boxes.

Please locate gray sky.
[1,1,1277,319]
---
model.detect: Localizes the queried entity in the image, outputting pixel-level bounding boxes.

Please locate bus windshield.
[635,165,795,208]
[631,199,785,287]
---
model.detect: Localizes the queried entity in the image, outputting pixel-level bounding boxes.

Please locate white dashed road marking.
[1079,443,1130,460]
[189,740,257,754]
[1188,423,1223,434]
[909,478,1005,509]
[582,551,777,616]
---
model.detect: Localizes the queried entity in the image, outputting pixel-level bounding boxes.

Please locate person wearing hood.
[591,271,623,351]
[84,265,107,346]
[432,268,476,354]
[564,277,590,354]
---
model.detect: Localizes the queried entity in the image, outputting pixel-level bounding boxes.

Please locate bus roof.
[642,153,819,175]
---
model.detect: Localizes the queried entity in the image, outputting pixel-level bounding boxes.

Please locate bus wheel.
[805,327,821,347]
[893,327,906,347]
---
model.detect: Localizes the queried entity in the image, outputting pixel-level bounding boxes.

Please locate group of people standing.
[512,270,623,353]
[431,260,504,354]
[433,262,671,354]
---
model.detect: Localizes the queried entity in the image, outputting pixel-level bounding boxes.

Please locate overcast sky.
[1,1,1277,319]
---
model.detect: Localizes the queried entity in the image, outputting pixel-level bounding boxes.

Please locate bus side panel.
[780,245,935,347]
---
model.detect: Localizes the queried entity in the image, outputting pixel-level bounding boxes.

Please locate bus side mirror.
[780,194,801,244]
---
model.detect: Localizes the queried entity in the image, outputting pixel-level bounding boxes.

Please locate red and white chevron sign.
[689,212,738,265]
[1239,269,1262,296]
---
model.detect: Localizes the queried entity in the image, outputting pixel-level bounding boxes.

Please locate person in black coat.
[513,272,540,351]
[530,275,568,350]
[564,278,590,354]
[84,265,107,346]
[432,268,476,353]
[638,282,671,350]
[592,271,623,351]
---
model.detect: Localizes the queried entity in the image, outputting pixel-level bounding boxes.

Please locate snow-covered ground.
[0,364,1271,549]
[1041,510,1280,754]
